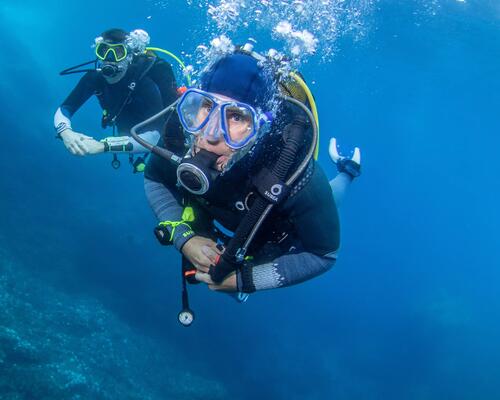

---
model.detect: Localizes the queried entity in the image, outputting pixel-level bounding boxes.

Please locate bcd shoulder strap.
[107,55,157,127]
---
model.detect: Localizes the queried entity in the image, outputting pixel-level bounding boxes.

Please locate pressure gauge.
[178,309,195,327]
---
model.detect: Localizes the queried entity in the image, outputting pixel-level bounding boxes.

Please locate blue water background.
[0,0,499,398]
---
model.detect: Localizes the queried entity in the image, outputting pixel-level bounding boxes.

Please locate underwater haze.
[1,0,499,399]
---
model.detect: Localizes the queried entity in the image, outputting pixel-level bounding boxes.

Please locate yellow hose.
[146,47,192,86]
[289,72,320,160]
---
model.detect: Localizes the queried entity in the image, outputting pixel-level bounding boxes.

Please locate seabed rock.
[0,251,227,400]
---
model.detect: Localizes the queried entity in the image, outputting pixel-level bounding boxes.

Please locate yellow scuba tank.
[278,72,320,160]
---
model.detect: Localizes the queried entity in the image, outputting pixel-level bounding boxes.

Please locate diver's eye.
[226,108,252,124]
[228,112,243,122]
[201,99,214,113]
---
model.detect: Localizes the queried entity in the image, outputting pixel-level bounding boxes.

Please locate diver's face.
[194,135,232,172]
[194,93,254,170]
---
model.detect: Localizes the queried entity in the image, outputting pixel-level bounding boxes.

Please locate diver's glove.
[329,137,361,178]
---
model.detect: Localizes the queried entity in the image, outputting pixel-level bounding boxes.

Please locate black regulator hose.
[209,96,318,284]
[59,59,99,76]
[242,97,318,252]
[129,99,183,165]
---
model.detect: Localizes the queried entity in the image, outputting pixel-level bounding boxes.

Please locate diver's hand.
[84,138,105,155]
[195,271,237,292]
[181,236,221,273]
[60,128,93,156]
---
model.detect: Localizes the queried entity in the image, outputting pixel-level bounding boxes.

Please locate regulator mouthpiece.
[100,63,120,77]
[176,149,221,195]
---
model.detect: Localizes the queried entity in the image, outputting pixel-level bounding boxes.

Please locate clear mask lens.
[178,89,258,149]
[222,104,255,146]
[178,91,214,132]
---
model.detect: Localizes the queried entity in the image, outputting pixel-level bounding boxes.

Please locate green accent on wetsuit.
[158,207,195,242]
[182,207,195,222]
[135,163,145,173]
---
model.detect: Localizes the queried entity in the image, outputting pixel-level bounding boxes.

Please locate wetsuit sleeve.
[144,178,195,250]
[150,60,178,107]
[237,251,337,293]
[54,107,72,134]
[144,135,195,250]
[236,163,341,292]
[59,71,98,117]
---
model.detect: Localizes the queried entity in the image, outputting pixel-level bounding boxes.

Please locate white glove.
[60,129,104,156]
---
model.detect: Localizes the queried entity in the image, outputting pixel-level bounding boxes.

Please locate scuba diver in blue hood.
[54,28,183,172]
[135,41,360,325]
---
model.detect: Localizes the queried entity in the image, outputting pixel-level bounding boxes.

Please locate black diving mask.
[176,149,221,195]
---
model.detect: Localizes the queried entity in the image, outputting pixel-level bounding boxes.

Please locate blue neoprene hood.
[200,53,271,109]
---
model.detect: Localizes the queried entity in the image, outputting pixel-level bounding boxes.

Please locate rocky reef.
[0,250,227,400]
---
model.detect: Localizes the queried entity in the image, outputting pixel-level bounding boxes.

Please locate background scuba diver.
[54,28,179,171]
[144,49,361,294]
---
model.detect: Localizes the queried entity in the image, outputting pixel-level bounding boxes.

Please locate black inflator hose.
[209,114,308,284]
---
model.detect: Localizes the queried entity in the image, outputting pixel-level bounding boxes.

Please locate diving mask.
[95,42,128,62]
[177,89,269,150]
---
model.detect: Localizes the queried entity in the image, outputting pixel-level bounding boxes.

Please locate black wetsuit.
[143,114,341,293]
[59,56,178,134]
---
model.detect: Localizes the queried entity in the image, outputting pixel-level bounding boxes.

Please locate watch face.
[178,310,194,326]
